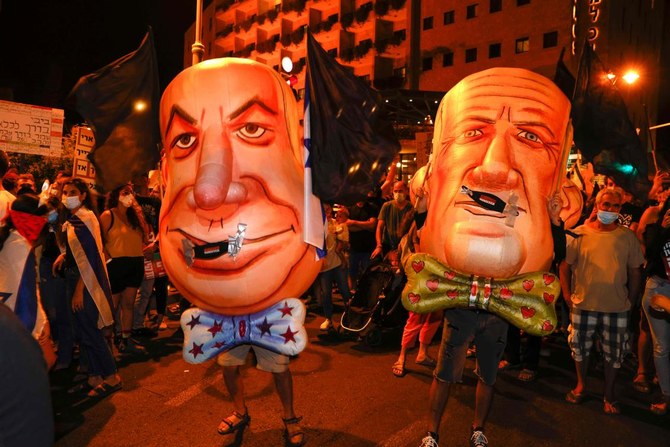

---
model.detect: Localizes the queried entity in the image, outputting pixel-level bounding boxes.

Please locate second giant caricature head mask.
[159,59,321,315]
[421,68,571,278]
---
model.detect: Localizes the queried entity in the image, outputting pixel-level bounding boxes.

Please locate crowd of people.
[0,149,172,446]
[2,131,670,447]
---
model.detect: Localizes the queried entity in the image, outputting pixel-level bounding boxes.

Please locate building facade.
[184,0,666,170]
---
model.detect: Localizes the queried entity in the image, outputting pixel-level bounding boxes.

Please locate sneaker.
[158,320,168,330]
[319,319,332,331]
[470,428,488,447]
[420,432,439,447]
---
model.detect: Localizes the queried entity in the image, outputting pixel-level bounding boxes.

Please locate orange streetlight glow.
[622,70,640,85]
[134,100,147,112]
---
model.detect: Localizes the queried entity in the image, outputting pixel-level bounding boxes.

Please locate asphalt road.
[51,297,669,447]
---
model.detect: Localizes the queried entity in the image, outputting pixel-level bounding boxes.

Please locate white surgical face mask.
[63,196,81,210]
[119,195,134,208]
[597,210,619,225]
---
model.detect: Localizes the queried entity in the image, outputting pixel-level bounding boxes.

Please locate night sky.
[0,0,201,127]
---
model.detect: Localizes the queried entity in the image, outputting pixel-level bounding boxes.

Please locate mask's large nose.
[189,128,247,211]
[471,123,520,189]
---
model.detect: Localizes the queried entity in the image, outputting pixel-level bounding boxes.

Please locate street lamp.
[621,70,640,85]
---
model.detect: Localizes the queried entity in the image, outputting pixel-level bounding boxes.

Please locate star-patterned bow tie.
[402,253,559,337]
[180,298,307,364]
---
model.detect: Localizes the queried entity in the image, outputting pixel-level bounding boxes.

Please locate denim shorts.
[434,309,508,386]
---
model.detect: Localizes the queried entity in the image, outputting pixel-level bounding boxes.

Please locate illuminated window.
[515,37,529,53]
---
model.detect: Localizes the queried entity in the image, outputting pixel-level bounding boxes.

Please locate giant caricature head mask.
[421,68,571,278]
[159,59,321,315]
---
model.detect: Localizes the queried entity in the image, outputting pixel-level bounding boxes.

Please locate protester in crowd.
[2,168,19,197]
[100,183,150,354]
[0,193,55,369]
[346,194,379,291]
[17,172,36,194]
[560,187,644,415]
[0,304,54,447]
[334,205,350,271]
[637,194,670,415]
[159,59,319,446]
[0,150,15,225]
[39,196,72,370]
[371,180,413,260]
[414,68,573,447]
[130,173,167,335]
[317,203,352,331]
[52,178,121,397]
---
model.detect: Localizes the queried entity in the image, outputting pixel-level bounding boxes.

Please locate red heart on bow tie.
[412,260,425,273]
[444,270,456,280]
[500,287,513,299]
[408,293,421,304]
[521,306,536,319]
[542,320,554,332]
[543,292,555,304]
[543,274,555,285]
[426,279,439,291]
[522,280,534,292]
[447,290,458,299]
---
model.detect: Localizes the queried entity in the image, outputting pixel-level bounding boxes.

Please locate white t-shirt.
[0,189,16,226]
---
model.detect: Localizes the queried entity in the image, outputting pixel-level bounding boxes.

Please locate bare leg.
[272,369,296,419]
[428,378,451,434]
[417,342,431,363]
[603,361,618,403]
[273,370,304,446]
[572,359,588,395]
[473,381,494,429]
[120,287,138,337]
[222,366,247,414]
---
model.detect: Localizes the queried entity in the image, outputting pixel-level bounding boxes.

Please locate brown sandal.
[217,410,250,435]
[283,416,305,447]
[603,399,621,415]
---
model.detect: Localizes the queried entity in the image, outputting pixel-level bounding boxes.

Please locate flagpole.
[191,0,205,65]
[644,104,659,172]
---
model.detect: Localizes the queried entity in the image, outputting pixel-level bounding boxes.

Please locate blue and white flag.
[303,80,326,259]
[0,231,47,338]
[64,208,114,328]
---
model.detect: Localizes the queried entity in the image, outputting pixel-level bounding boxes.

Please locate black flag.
[68,30,160,191]
[553,47,575,100]
[571,42,648,196]
[306,30,400,205]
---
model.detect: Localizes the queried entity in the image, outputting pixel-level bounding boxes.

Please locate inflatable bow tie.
[402,253,559,337]
[180,298,307,364]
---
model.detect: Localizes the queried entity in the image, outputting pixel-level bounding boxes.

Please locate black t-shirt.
[618,202,643,228]
[348,201,379,252]
[136,194,161,234]
[644,223,670,279]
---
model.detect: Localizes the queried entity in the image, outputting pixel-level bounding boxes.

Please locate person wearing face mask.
[99,184,150,354]
[38,196,73,370]
[559,187,644,414]
[52,178,121,397]
[371,181,414,259]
